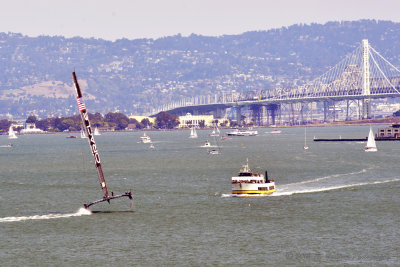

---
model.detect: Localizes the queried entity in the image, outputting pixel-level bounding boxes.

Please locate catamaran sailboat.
[189,126,198,138]
[73,72,132,209]
[8,126,18,139]
[365,127,377,152]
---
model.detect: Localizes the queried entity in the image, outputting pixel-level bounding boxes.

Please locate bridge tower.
[362,39,371,119]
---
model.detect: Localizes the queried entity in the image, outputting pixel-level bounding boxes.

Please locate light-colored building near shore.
[129,113,215,128]
[178,113,214,128]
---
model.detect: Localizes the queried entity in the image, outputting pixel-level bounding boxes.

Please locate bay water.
[1,126,399,266]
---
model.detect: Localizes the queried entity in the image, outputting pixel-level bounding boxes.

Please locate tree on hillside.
[105,112,129,130]
[36,118,52,131]
[154,112,180,129]
[0,119,12,132]
[198,120,205,128]
[26,115,37,124]
[141,118,152,128]
[89,112,104,127]
[128,118,143,129]
[220,120,228,127]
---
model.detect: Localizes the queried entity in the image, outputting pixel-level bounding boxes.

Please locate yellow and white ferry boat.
[232,159,276,196]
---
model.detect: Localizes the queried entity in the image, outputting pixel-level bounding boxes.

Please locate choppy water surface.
[1,126,399,266]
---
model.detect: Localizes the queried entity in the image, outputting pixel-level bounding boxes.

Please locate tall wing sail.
[72,72,110,200]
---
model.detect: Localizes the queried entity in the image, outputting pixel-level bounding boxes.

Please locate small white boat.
[149,143,155,149]
[189,127,198,138]
[94,127,101,136]
[365,127,377,152]
[207,149,220,155]
[269,129,282,134]
[140,132,152,143]
[203,140,211,147]
[8,126,18,139]
[227,128,258,136]
[231,159,276,196]
[0,143,13,148]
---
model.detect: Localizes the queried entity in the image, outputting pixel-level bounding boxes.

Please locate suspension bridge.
[150,40,400,125]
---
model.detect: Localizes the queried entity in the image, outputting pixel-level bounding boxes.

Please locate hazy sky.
[1,0,399,41]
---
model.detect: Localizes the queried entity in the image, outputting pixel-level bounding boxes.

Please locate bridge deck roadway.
[154,92,400,116]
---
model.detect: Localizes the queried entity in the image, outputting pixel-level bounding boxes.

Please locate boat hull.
[232,182,275,195]
[227,129,258,136]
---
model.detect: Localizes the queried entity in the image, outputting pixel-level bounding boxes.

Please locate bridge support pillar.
[213,107,226,119]
[250,104,263,126]
[236,106,242,126]
[363,99,371,119]
[323,102,328,122]
[266,104,279,126]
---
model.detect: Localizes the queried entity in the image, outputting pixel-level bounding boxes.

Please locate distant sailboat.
[207,134,221,155]
[189,126,198,138]
[94,127,101,135]
[8,126,17,139]
[303,127,309,150]
[81,129,87,138]
[209,125,220,136]
[365,127,377,152]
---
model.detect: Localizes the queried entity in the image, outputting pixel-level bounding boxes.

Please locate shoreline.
[2,117,400,135]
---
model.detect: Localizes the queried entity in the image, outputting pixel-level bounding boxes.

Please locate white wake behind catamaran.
[72,72,132,209]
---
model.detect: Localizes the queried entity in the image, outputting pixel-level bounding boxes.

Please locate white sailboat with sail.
[189,126,198,138]
[365,127,377,152]
[80,129,87,138]
[209,124,220,137]
[72,72,132,209]
[94,127,101,135]
[8,126,18,139]
[207,134,221,155]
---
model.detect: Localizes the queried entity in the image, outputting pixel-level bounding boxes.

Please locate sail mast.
[72,72,110,201]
